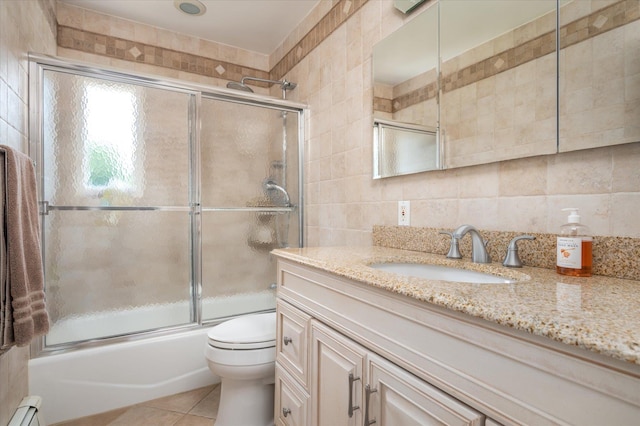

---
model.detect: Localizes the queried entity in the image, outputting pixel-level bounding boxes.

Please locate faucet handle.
[502,235,536,268]
[439,231,462,259]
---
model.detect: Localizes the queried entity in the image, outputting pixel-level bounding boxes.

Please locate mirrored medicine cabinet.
[372,0,640,178]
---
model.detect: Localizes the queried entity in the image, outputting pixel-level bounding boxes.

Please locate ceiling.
[59,0,321,55]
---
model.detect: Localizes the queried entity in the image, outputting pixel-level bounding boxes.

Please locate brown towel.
[0,145,49,348]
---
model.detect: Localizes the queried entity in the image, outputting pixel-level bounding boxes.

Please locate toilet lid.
[207,312,276,350]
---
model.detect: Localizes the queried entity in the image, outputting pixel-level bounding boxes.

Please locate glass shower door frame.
[28,54,305,355]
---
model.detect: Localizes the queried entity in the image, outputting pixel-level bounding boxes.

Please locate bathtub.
[29,292,275,424]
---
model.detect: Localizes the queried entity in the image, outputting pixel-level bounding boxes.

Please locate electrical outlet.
[398,201,410,226]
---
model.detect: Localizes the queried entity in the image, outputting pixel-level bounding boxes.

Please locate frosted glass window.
[42,71,191,207]
[83,84,137,192]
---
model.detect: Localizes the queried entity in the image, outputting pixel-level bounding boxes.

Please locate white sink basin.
[369,263,516,284]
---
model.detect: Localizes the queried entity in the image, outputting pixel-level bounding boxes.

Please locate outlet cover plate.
[398,201,410,226]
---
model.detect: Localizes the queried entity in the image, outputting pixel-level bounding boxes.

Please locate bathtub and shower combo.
[27,55,304,424]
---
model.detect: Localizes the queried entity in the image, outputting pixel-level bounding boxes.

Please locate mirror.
[372,2,439,177]
[439,0,558,168]
[559,0,640,152]
[372,0,639,176]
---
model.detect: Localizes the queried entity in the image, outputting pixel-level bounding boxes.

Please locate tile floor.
[51,384,220,426]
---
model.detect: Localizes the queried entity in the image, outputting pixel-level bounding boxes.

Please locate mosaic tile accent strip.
[373,225,640,282]
[441,31,555,93]
[270,0,369,81]
[56,26,270,84]
[373,96,393,114]
[443,0,639,94]
[56,0,368,86]
[560,0,640,49]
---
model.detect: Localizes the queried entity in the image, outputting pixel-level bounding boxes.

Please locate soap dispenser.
[556,208,592,277]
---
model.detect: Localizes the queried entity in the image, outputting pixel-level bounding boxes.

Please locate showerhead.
[281,80,297,91]
[226,81,254,93]
[226,76,297,99]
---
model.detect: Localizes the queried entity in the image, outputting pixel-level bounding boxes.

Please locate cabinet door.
[310,321,367,426]
[366,353,484,426]
[277,300,312,388]
[275,367,309,426]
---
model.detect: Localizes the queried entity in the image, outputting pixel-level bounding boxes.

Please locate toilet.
[205,312,276,426]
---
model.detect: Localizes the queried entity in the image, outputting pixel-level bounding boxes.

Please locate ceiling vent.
[174,0,207,16]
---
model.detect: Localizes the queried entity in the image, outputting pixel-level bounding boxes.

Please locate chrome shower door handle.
[365,384,378,425]
[348,373,361,417]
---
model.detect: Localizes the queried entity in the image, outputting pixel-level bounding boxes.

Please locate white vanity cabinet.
[282,312,484,426]
[274,257,640,425]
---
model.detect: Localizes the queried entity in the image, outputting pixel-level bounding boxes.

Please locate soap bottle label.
[557,237,583,269]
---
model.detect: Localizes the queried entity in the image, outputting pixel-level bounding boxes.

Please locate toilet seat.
[207,312,276,350]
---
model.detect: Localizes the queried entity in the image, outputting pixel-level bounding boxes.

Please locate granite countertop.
[272,246,640,366]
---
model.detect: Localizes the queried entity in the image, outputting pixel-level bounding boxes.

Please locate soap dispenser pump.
[556,208,592,277]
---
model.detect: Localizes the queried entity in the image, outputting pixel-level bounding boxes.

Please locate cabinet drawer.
[277,299,311,388]
[275,367,310,426]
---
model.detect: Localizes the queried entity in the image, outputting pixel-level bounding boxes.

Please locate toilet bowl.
[205,312,276,426]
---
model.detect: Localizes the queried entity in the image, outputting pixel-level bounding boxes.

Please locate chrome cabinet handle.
[282,407,291,417]
[364,384,378,425]
[283,336,292,345]
[348,373,361,417]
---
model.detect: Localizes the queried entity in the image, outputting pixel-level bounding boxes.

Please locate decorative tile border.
[270,0,369,81]
[373,225,640,281]
[375,0,640,114]
[57,26,270,84]
[56,0,368,86]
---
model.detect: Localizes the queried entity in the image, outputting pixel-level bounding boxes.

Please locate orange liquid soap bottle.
[556,208,592,277]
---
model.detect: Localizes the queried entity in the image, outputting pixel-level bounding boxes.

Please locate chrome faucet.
[452,225,491,263]
[502,235,535,268]
[439,231,462,259]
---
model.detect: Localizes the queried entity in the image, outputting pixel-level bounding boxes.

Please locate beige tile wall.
[277,0,640,245]
[0,0,57,422]
[50,0,640,242]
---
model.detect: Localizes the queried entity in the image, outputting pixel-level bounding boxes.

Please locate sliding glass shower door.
[31,57,303,350]
[38,70,196,345]
[199,97,300,321]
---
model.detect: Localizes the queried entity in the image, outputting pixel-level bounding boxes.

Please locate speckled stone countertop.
[272,246,640,366]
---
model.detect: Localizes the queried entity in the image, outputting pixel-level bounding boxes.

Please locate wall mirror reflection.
[373,119,439,179]
[372,1,439,178]
[372,0,639,177]
[439,0,558,168]
[558,0,640,152]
